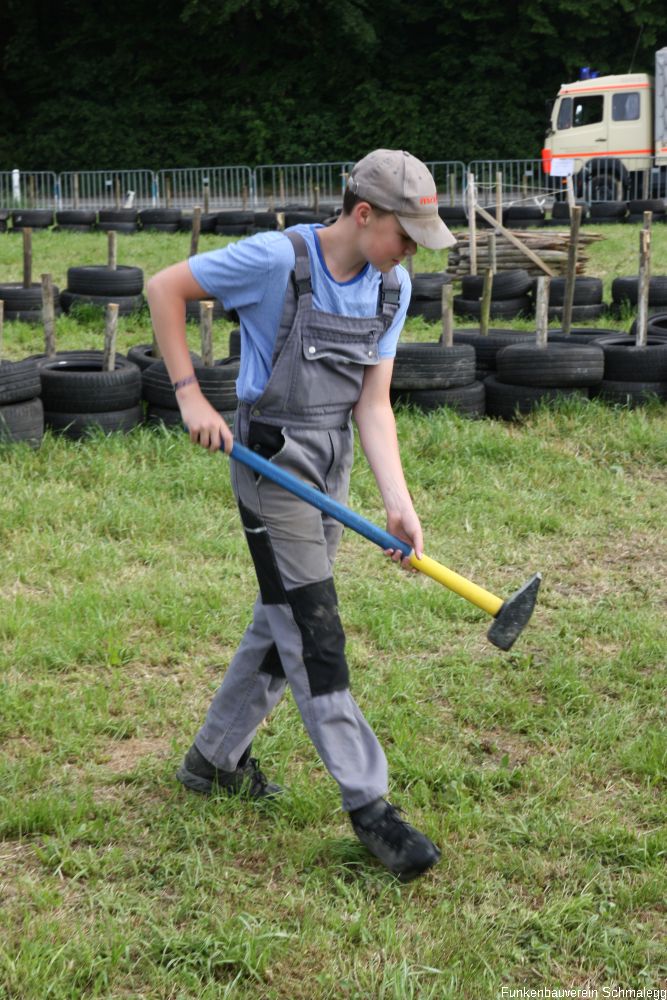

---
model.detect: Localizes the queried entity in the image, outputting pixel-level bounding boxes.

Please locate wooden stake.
[29,175,35,208]
[165,177,172,210]
[636,225,651,348]
[242,185,248,210]
[103,304,119,372]
[151,332,162,361]
[467,173,477,276]
[480,269,493,337]
[41,274,56,359]
[203,180,210,215]
[441,284,454,347]
[561,205,582,336]
[200,301,214,366]
[535,277,550,347]
[488,232,497,274]
[314,185,320,212]
[190,206,202,257]
[279,171,285,205]
[474,203,555,276]
[495,172,503,229]
[566,175,575,210]
[115,177,121,210]
[108,231,117,270]
[73,173,80,210]
[448,173,456,206]
[23,228,32,288]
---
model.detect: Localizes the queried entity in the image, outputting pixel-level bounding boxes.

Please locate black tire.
[215,211,254,226]
[645,314,667,338]
[438,205,467,222]
[96,222,138,233]
[143,359,239,410]
[391,342,475,390]
[0,359,42,405]
[284,211,332,227]
[391,380,485,417]
[67,264,144,296]
[56,210,97,225]
[505,205,544,221]
[0,283,61,311]
[139,209,182,225]
[39,355,142,412]
[180,213,217,233]
[452,329,535,368]
[597,338,667,381]
[45,405,143,438]
[0,397,44,446]
[60,290,145,315]
[461,269,533,301]
[592,379,667,405]
[127,344,202,372]
[627,199,666,215]
[253,212,279,230]
[10,210,54,228]
[454,296,532,319]
[98,209,139,223]
[411,273,450,299]
[547,276,603,306]
[407,299,443,321]
[548,327,623,343]
[548,303,606,322]
[590,201,626,219]
[612,275,667,307]
[484,374,588,419]
[145,404,183,427]
[215,224,249,236]
[551,201,589,220]
[496,342,604,387]
[229,328,241,356]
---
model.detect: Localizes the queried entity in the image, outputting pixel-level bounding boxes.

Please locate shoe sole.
[176,764,215,795]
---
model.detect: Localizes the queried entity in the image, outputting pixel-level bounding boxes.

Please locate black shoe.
[176,743,283,800]
[350,798,440,882]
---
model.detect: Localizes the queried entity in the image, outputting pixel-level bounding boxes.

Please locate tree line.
[1,0,665,171]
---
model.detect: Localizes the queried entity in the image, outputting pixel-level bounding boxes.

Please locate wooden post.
[23,228,33,288]
[73,173,80,210]
[561,205,582,337]
[636,225,651,348]
[41,274,56,359]
[566,175,575,210]
[279,170,285,205]
[165,177,172,210]
[151,332,162,361]
[190,206,202,257]
[495,172,503,229]
[114,177,121,210]
[108,231,117,270]
[479,269,493,337]
[103,304,119,372]
[200,301,214,366]
[29,175,36,208]
[488,232,497,275]
[203,180,210,214]
[467,173,477,276]
[535,277,550,347]
[242,185,248,210]
[448,173,456,206]
[0,300,4,359]
[441,284,454,347]
[314,185,320,212]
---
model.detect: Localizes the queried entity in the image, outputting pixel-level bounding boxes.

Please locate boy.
[147,149,456,882]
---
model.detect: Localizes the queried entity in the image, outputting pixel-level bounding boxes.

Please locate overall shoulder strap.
[272,230,312,363]
[378,266,401,327]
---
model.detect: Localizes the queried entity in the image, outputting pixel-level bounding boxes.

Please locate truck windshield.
[557,97,572,130]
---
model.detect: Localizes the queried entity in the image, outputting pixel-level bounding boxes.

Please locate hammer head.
[487,573,542,651]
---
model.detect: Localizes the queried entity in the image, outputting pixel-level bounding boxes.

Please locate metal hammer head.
[487,573,542,651]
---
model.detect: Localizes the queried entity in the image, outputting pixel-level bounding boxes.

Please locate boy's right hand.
[177,385,233,454]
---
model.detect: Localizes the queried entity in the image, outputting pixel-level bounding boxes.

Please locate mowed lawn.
[1,228,666,998]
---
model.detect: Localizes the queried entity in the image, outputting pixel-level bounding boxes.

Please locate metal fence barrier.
[426,161,467,204]
[57,170,156,210]
[253,162,351,209]
[156,166,254,211]
[467,159,552,208]
[0,171,57,209]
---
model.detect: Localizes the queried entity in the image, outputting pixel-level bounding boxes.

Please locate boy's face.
[357,205,418,272]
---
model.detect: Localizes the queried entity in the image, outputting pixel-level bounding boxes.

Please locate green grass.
[1,228,666,998]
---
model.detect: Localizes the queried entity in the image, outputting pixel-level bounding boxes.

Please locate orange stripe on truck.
[559,82,650,95]
[550,149,652,158]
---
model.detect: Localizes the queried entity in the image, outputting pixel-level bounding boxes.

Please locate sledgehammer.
[226,442,541,650]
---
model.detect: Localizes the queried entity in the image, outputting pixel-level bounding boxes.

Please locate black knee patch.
[286,577,349,696]
[259,643,285,678]
[238,503,286,605]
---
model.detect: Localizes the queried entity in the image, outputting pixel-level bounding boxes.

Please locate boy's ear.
[354,201,372,227]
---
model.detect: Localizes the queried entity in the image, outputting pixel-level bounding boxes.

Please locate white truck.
[542,47,667,200]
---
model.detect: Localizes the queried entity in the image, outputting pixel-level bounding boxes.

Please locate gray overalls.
[195,231,401,812]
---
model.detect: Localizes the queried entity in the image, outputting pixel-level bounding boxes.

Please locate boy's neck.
[315,217,367,283]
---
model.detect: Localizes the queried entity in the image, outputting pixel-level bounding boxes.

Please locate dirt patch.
[100,736,170,775]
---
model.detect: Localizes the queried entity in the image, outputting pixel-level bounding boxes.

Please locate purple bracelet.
[173,373,199,392]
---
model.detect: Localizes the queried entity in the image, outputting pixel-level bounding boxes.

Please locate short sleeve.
[188,234,277,311]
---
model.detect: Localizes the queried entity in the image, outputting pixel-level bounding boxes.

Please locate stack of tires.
[546,276,605,323]
[454,269,534,321]
[55,210,96,232]
[143,358,239,428]
[0,358,44,446]
[484,342,604,419]
[438,205,467,227]
[407,273,451,321]
[609,276,667,317]
[390,341,485,418]
[503,205,545,229]
[215,211,254,236]
[626,199,666,224]
[549,201,589,225]
[0,211,9,233]
[252,211,279,232]
[97,210,139,234]
[593,336,667,406]
[139,209,182,232]
[180,213,217,233]
[589,202,627,225]
[60,265,144,315]
[0,282,62,323]
[37,352,143,438]
[453,328,534,381]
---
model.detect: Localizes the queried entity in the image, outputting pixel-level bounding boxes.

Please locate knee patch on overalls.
[286,578,349,696]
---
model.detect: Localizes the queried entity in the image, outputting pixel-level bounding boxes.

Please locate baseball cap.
[347,149,456,251]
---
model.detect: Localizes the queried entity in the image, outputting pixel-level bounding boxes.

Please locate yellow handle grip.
[408,553,504,617]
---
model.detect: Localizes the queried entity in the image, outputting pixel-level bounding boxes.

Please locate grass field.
[1,227,666,999]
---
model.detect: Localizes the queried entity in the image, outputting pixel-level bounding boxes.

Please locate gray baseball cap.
[347,149,456,251]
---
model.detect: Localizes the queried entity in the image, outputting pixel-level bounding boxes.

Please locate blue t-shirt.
[188,224,411,403]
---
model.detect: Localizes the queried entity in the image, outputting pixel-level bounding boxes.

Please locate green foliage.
[1,0,667,169]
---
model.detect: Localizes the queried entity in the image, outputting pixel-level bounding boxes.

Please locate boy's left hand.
[384,506,423,571]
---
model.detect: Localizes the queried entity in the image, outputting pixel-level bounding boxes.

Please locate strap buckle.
[381,287,400,306]
[293,275,313,297]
